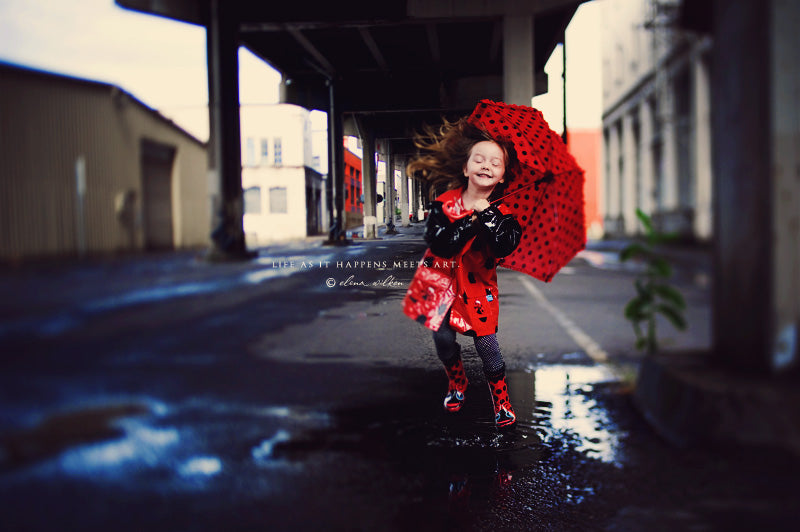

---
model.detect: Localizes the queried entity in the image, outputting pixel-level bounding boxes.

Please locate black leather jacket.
[424,201,522,259]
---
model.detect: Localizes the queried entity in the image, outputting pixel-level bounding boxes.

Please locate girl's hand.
[472,199,490,212]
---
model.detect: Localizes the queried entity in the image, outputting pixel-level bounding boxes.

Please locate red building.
[343,146,363,225]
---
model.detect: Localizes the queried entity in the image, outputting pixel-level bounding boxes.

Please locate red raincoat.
[403,188,521,337]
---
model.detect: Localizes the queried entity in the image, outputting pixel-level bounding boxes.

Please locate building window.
[273,137,283,166]
[260,138,269,165]
[270,187,288,213]
[244,186,261,214]
[245,137,256,167]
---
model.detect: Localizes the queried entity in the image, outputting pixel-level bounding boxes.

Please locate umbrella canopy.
[467,99,586,282]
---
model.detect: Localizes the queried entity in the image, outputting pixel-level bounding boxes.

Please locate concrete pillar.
[381,144,388,225]
[769,0,800,372]
[385,142,397,234]
[358,119,378,239]
[416,178,427,221]
[692,47,713,240]
[601,127,609,229]
[712,0,799,372]
[206,0,247,259]
[660,84,679,213]
[638,98,655,216]
[400,158,410,227]
[326,80,345,241]
[606,122,621,231]
[411,177,420,222]
[503,15,534,106]
[621,112,637,234]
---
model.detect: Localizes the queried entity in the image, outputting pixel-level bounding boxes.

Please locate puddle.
[252,430,292,463]
[0,403,153,471]
[267,363,624,509]
[178,456,222,478]
[532,365,622,463]
[0,367,627,529]
[59,422,180,476]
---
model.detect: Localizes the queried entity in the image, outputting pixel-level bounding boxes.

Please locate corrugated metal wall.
[0,64,210,260]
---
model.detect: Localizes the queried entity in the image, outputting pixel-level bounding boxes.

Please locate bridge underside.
[116,0,584,249]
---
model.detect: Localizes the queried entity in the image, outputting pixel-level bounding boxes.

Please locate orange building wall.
[567,129,603,239]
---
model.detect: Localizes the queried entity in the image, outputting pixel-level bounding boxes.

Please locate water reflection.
[398,365,622,471]
[531,365,622,464]
[411,364,624,511]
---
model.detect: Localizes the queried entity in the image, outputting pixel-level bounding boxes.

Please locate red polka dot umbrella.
[467,99,586,282]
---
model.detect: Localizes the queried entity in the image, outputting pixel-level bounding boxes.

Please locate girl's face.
[463,140,506,193]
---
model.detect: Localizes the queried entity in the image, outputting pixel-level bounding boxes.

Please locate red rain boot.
[442,352,468,412]
[487,373,516,427]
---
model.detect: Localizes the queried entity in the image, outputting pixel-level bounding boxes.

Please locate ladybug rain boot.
[487,373,516,428]
[442,347,468,412]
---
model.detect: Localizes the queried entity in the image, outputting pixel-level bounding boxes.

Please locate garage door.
[141,139,175,250]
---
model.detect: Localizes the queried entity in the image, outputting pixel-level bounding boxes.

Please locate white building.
[600,0,713,241]
[240,104,326,246]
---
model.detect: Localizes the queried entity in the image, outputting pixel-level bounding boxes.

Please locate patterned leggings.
[432,311,506,377]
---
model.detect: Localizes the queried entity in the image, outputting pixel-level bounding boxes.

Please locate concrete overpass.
[115,0,586,251]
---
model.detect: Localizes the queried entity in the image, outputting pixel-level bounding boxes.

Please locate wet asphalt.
[1,225,799,531]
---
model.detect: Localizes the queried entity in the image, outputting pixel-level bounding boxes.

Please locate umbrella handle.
[490,171,554,205]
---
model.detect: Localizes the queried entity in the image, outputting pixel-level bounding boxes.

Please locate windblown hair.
[406,116,519,201]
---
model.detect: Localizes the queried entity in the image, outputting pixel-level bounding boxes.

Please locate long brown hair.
[406,116,519,201]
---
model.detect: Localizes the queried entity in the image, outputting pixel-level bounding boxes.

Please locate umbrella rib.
[491,171,555,205]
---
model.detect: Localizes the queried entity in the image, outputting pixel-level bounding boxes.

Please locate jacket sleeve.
[476,205,522,258]
[424,201,480,258]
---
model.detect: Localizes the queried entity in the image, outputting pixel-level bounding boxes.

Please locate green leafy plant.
[620,209,687,354]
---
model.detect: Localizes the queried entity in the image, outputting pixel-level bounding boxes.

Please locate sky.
[0,0,602,142]
[533,1,603,132]
[0,0,282,141]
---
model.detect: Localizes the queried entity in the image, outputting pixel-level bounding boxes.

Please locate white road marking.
[517,275,610,364]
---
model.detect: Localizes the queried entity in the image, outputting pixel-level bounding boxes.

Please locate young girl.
[403,117,522,428]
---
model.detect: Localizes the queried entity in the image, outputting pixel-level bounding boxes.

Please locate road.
[1,224,797,531]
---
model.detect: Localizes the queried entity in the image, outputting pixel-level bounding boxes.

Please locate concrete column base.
[633,351,800,456]
[363,216,378,239]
